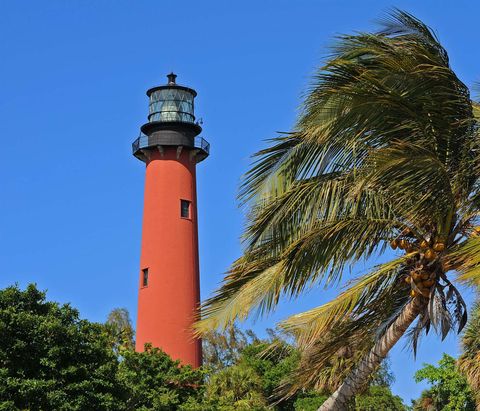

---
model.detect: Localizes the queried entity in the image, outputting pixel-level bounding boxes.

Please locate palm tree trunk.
[318,297,425,411]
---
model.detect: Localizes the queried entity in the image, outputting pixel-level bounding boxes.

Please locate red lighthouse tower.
[132,73,209,367]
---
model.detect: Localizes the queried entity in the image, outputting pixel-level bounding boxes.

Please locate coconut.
[390,240,398,250]
[411,272,422,281]
[424,249,436,261]
[433,242,445,252]
[419,240,429,249]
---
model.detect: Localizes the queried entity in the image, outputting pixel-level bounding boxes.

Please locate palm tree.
[106,308,135,353]
[459,301,480,410]
[196,10,480,410]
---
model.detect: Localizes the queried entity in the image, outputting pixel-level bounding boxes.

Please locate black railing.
[195,136,210,154]
[132,135,210,157]
[132,135,148,153]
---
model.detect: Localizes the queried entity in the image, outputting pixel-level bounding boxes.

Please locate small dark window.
[142,268,149,287]
[181,199,191,218]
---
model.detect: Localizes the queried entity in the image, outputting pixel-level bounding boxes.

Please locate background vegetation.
[0,284,477,410]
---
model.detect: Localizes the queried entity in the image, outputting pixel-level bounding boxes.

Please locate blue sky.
[0,0,478,404]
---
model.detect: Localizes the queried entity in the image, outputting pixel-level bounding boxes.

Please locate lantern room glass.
[148,88,195,123]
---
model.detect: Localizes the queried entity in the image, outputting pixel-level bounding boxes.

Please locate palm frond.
[280,218,400,290]
[197,218,400,334]
[473,102,480,120]
[280,319,376,395]
[280,257,408,347]
[444,236,480,284]
[376,8,447,64]
[406,276,468,355]
[195,251,285,333]
[458,301,480,393]
[354,140,454,230]
[279,275,410,396]
[243,171,349,249]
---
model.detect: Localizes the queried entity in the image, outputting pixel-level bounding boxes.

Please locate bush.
[0,284,124,410]
[117,345,204,410]
[293,395,328,411]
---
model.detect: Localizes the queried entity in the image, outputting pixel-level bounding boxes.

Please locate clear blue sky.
[0,0,478,404]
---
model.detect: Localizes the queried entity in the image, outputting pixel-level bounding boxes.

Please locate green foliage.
[201,365,268,410]
[293,394,328,411]
[0,285,206,411]
[201,327,298,409]
[0,285,409,410]
[117,345,205,411]
[292,387,405,411]
[370,359,396,388]
[354,386,405,411]
[0,284,124,410]
[413,353,476,411]
[106,307,135,353]
[202,324,258,371]
[200,326,405,411]
[240,340,299,405]
[458,300,480,407]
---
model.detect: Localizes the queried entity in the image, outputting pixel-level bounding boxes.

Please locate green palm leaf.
[280,257,409,347]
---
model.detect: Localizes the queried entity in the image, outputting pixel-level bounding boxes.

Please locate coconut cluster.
[389,230,446,298]
[404,270,435,298]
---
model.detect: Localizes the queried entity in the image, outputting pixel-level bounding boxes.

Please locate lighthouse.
[132,73,209,367]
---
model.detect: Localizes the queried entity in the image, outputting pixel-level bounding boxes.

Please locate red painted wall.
[135,147,202,367]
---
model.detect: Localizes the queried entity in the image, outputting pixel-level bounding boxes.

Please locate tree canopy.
[0,284,123,410]
[0,284,419,410]
[0,285,204,411]
[199,324,405,410]
[413,354,476,411]
[106,307,135,353]
[117,345,204,411]
[458,301,480,408]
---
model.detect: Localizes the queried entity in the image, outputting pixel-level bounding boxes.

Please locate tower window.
[142,268,149,287]
[180,199,191,219]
